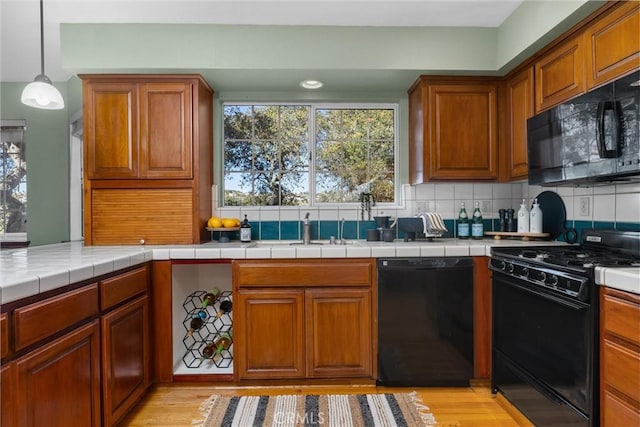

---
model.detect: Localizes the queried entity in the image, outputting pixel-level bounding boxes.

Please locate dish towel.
[419,213,447,236]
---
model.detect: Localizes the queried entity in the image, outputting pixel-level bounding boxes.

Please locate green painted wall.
[60,24,498,72]
[496,0,605,72]
[1,82,70,246]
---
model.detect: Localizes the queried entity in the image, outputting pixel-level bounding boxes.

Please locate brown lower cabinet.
[600,286,640,426]
[101,295,150,426]
[0,264,150,427]
[233,259,375,381]
[15,321,102,427]
[1,362,17,427]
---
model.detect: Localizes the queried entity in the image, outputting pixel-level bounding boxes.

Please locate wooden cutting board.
[485,231,550,241]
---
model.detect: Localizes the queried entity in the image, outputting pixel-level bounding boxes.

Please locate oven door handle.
[498,276,589,311]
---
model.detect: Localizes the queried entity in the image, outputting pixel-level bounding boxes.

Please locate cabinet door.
[101,296,149,427]
[90,188,194,245]
[15,321,101,427]
[139,82,193,179]
[504,67,534,180]
[535,35,585,112]
[1,312,9,359]
[1,363,17,427]
[84,81,139,179]
[427,83,498,180]
[586,1,640,89]
[236,289,305,379]
[305,288,372,378]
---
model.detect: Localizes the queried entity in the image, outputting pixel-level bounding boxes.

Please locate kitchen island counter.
[1,239,635,304]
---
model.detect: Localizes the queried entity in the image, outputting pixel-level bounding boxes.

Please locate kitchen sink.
[249,240,357,247]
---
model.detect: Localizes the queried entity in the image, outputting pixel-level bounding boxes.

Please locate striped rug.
[196,392,436,427]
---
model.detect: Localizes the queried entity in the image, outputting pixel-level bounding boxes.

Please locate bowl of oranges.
[206,216,240,231]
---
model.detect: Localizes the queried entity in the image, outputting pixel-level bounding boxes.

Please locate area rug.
[195,392,436,426]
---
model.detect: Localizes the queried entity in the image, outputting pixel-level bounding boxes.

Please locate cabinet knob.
[139,239,145,245]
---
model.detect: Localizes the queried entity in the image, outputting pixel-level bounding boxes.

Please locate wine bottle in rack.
[216,300,233,318]
[201,288,221,308]
[213,332,232,357]
[201,342,216,359]
[186,314,205,337]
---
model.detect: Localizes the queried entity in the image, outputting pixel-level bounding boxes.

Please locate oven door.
[492,272,596,426]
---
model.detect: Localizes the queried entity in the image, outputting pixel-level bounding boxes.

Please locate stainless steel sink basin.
[249,240,357,248]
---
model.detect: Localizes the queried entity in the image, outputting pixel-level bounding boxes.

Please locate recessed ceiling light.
[300,80,323,89]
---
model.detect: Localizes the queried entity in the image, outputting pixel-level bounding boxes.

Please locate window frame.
[0,119,28,243]
[221,101,399,208]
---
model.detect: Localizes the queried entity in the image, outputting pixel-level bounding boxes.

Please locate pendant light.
[21,0,64,110]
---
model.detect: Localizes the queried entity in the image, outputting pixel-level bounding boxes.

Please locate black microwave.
[527,70,640,186]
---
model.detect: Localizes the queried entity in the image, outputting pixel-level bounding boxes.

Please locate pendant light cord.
[39,0,45,76]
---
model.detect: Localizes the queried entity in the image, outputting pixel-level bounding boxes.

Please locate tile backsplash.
[214,182,640,241]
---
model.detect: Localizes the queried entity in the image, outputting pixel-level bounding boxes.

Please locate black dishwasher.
[377,257,474,386]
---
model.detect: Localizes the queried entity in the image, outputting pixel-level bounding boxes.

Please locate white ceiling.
[1,0,524,83]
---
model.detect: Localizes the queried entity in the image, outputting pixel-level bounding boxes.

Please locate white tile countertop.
[1,239,637,304]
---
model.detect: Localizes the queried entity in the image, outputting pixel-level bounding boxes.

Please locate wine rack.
[181,290,233,369]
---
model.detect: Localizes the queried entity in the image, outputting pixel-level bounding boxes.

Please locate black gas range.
[491,229,639,300]
[490,229,640,427]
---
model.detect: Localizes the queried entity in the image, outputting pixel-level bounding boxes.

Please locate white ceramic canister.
[517,199,530,233]
[529,198,543,233]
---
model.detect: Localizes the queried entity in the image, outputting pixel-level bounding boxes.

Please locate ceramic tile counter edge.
[1,239,636,304]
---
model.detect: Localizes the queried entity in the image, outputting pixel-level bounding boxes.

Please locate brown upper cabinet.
[408,77,499,183]
[84,79,196,180]
[502,67,534,180]
[585,1,640,90]
[81,74,213,245]
[534,34,586,113]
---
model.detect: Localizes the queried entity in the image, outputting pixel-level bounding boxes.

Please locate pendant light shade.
[21,0,64,110]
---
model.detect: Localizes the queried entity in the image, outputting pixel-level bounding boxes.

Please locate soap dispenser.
[530,198,543,234]
[517,199,530,233]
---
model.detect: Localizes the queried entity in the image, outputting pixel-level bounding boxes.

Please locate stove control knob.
[522,268,529,278]
[507,263,515,273]
[549,275,559,286]
[498,261,506,270]
[539,272,547,282]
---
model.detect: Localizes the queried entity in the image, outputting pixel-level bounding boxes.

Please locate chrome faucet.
[302,212,311,244]
[338,218,346,245]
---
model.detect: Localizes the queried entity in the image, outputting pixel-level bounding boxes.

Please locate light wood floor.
[120,383,533,426]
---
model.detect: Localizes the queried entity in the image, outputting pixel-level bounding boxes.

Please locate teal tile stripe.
[232,220,640,242]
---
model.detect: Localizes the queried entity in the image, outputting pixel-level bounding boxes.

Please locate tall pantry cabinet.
[80,74,213,245]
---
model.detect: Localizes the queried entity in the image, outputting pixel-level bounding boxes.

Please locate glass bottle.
[214,332,232,356]
[471,202,483,240]
[457,202,470,239]
[186,316,204,337]
[217,300,233,318]
[201,342,216,359]
[240,214,251,242]
[201,288,221,308]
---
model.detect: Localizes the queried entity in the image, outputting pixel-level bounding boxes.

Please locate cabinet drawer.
[603,291,640,346]
[14,284,99,351]
[1,313,9,359]
[603,389,640,427]
[603,339,640,402]
[100,266,149,311]
[233,259,373,287]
